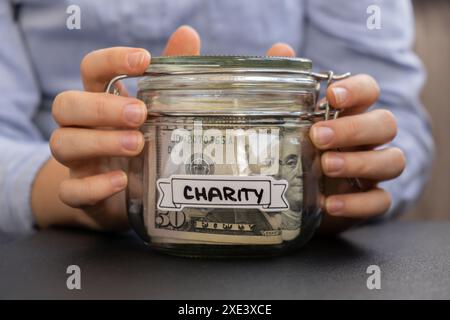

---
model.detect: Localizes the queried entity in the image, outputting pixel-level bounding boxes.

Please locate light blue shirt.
[0,0,434,236]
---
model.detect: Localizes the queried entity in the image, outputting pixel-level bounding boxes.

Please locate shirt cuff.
[1,143,51,236]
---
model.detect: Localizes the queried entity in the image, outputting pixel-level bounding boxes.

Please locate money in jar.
[106,56,350,257]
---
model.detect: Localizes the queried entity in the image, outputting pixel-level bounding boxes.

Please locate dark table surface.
[1,221,449,299]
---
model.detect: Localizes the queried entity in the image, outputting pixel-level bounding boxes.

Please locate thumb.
[266,42,295,57]
[163,25,201,56]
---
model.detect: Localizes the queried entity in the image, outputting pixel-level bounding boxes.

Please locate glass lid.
[145,55,313,74]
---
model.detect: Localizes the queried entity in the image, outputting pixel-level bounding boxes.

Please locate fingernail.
[121,133,141,151]
[312,126,334,146]
[127,51,147,69]
[325,154,344,173]
[123,103,145,125]
[110,172,127,190]
[332,87,349,106]
[327,198,344,215]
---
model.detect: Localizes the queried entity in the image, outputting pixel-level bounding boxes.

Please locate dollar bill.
[146,119,305,245]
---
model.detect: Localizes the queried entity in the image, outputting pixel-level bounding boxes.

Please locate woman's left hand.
[312,74,405,221]
[267,44,406,233]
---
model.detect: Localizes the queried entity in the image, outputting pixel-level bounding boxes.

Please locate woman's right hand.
[49,46,150,230]
[43,26,201,230]
[35,25,295,231]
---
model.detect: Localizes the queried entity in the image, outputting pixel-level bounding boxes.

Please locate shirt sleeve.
[302,0,434,218]
[0,2,51,236]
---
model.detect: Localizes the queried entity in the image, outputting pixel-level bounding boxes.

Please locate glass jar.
[105,56,349,257]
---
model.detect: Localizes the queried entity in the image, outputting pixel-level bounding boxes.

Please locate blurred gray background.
[404,0,450,220]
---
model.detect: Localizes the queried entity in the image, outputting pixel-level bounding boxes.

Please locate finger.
[59,171,127,208]
[50,128,144,164]
[310,109,397,149]
[81,47,151,92]
[325,188,391,218]
[266,43,295,57]
[53,91,147,128]
[163,25,201,56]
[326,74,380,115]
[322,147,406,181]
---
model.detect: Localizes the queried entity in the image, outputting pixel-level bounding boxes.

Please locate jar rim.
[137,56,317,117]
[146,55,312,73]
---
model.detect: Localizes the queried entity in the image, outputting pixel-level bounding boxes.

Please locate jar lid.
[146,55,312,74]
[106,56,351,118]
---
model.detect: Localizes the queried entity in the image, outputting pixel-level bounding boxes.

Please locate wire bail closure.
[311,70,350,121]
[105,68,363,191]
[105,70,351,121]
[314,71,364,191]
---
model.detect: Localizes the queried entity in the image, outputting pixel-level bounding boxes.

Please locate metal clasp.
[313,71,364,191]
[105,69,363,191]
[105,74,145,95]
[310,70,351,120]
